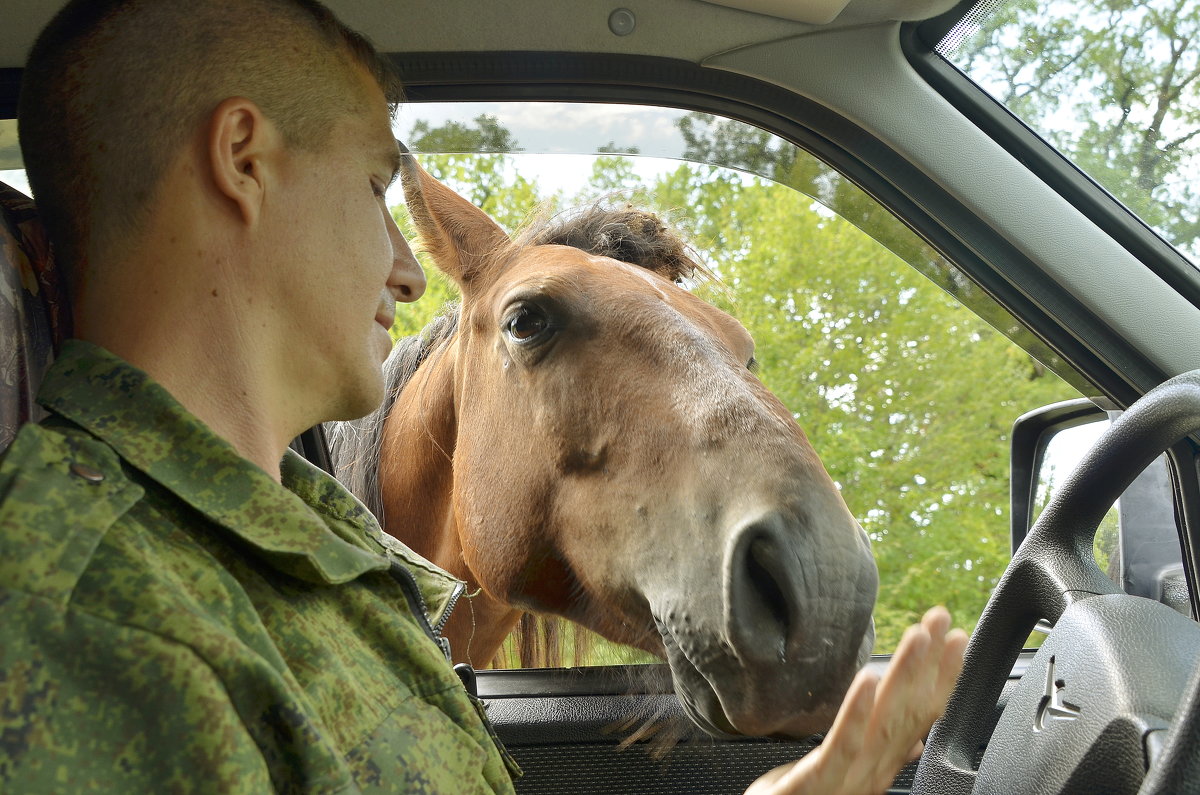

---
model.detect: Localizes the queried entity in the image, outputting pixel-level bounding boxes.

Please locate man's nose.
[388,216,426,303]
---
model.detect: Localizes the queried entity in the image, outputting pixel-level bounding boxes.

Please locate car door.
[3,0,1197,792]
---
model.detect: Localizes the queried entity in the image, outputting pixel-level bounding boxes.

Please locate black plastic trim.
[477,664,675,699]
[1009,398,1107,553]
[1172,444,1200,620]
[485,656,1031,794]
[0,68,19,118]
[476,655,1033,700]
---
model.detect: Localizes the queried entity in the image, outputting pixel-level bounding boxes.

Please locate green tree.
[649,161,1078,646]
[407,114,542,230]
[951,0,1200,252]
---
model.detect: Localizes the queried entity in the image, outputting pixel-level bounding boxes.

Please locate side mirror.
[1009,398,1109,555]
[1010,399,1190,616]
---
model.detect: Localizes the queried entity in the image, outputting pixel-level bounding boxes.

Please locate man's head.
[18,0,402,277]
[18,0,426,436]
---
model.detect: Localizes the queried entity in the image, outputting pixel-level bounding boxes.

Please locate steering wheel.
[911,370,1200,794]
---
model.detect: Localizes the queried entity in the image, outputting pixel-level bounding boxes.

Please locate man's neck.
[75,272,304,484]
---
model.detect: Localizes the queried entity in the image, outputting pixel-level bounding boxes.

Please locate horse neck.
[375,340,525,666]
[377,343,460,565]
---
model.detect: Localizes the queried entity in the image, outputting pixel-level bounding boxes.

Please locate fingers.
[744,607,967,795]
[821,668,879,767]
[907,739,924,762]
[935,627,968,707]
[863,607,964,787]
[755,668,879,795]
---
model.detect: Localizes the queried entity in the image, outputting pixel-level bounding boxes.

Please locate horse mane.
[325,305,461,523]
[328,202,703,670]
[521,202,709,284]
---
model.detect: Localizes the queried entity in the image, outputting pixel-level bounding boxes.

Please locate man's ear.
[208,97,276,227]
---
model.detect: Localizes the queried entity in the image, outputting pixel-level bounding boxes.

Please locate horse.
[327,151,878,739]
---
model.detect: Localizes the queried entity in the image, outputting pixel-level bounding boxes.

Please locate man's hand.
[746,606,967,795]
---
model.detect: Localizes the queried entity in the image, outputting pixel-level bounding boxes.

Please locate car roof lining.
[696,0,956,25]
[0,0,956,69]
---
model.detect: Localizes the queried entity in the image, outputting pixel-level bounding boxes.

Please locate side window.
[0,119,28,194]
[382,103,1084,667]
[936,0,1198,631]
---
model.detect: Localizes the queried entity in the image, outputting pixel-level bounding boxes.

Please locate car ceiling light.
[608,8,637,36]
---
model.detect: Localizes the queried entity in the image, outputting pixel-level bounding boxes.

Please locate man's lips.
[375,302,396,330]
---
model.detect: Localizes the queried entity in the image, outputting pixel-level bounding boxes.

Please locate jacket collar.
[38,340,390,585]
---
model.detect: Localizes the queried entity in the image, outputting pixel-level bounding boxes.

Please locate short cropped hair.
[18,0,402,276]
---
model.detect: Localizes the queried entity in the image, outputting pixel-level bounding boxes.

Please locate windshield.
[936,0,1200,264]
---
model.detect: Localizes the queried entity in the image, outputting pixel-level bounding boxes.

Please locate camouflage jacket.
[0,340,517,794]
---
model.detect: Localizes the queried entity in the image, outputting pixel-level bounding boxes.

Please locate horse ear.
[398,142,511,288]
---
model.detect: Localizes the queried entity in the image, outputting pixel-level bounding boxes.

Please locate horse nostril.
[730,524,798,664]
[746,537,791,661]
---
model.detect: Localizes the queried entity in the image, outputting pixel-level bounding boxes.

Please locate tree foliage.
[951,0,1200,253]
[646,151,1077,647]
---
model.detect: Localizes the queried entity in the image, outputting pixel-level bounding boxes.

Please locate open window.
[381,101,1086,668]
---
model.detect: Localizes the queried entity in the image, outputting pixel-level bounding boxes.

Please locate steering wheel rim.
[912,371,1200,794]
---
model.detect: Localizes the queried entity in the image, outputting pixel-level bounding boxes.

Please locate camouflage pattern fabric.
[0,340,517,793]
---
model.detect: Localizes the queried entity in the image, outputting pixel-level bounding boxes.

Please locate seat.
[0,181,70,453]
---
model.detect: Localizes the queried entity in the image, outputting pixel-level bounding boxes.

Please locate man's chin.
[376,322,396,358]
[327,370,387,423]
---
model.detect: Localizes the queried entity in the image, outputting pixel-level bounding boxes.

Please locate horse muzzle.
[652,510,878,738]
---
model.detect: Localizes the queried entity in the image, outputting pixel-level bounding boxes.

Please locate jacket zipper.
[387,560,453,661]
[435,579,466,635]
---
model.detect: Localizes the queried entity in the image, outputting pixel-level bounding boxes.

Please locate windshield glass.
[935,0,1200,263]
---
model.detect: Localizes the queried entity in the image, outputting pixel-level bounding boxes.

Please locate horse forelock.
[518,203,712,285]
[326,304,461,522]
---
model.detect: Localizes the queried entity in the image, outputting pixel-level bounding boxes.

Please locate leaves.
[952,0,1200,255]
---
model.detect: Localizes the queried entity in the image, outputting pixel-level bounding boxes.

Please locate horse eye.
[506,306,549,342]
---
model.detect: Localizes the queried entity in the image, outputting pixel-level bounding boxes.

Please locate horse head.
[371,150,878,738]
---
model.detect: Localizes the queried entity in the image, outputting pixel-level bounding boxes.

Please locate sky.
[387,101,696,203]
[2,103,697,208]
[394,101,690,158]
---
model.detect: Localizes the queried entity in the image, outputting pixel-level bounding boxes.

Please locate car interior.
[3,0,1200,792]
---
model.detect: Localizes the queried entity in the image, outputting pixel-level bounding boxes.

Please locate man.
[0,0,964,792]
